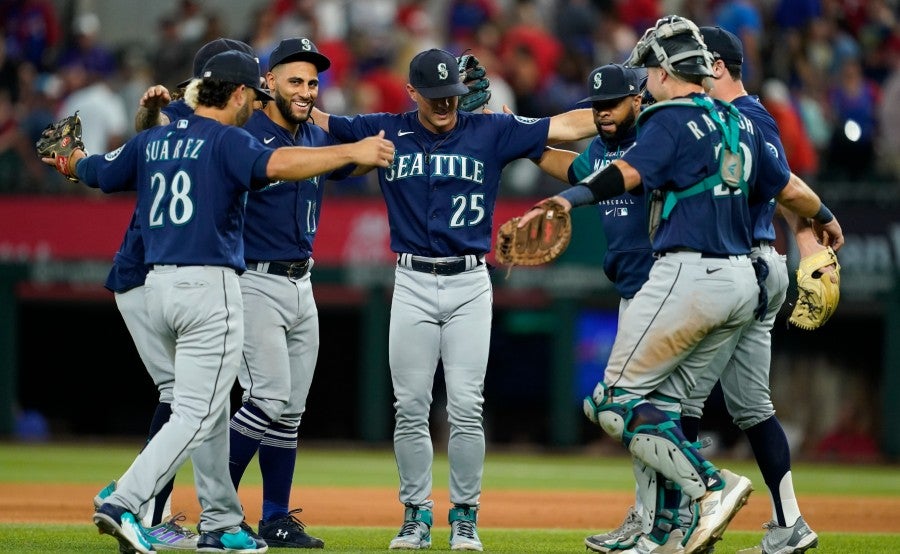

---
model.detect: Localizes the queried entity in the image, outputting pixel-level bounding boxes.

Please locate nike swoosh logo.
[263,137,275,144]
[605,209,615,215]
[706,267,722,274]
[398,130,414,136]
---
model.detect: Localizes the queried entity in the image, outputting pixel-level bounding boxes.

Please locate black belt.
[753,240,772,248]
[246,260,310,279]
[407,258,481,276]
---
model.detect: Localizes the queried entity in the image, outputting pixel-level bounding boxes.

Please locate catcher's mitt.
[495,199,572,266]
[789,246,840,330]
[36,112,85,182]
[457,54,491,112]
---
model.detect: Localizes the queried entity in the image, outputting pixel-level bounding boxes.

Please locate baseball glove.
[495,199,572,266]
[457,54,491,112]
[788,246,841,330]
[36,112,85,182]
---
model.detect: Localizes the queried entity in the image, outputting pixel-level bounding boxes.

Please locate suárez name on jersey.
[385,152,484,183]
[145,137,206,162]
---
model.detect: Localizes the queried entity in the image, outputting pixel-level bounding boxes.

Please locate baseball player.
[510,63,653,552]
[43,50,394,554]
[681,26,838,554]
[89,38,263,550]
[225,37,355,549]
[311,47,596,551]
[518,15,840,554]
[516,56,841,553]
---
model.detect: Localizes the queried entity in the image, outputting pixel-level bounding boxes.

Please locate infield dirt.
[2,484,898,533]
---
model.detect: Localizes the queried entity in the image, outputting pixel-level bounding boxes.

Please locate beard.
[236,101,253,127]
[599,110,637,144]
[276,92,311,125]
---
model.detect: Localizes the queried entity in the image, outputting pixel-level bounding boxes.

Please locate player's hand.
[517,195,571,228]
[140,85,172,110]
[814,218,844,252]
[355,131,395,168]
[480,104,514,115]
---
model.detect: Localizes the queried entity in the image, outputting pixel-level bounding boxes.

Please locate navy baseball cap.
[201,51,273,101]
[268,37,331,72]
[409,49,468,99]
[177,37,256,88]
[700,26,744,66]
[578,64,644,104]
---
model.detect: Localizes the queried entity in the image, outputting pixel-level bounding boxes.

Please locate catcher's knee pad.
[583,382,640,441]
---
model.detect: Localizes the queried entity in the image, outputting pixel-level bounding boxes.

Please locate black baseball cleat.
[257,508,324,549]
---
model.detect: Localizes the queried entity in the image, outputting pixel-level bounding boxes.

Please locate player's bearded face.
[592,97,638,142]
[271,62,318,125]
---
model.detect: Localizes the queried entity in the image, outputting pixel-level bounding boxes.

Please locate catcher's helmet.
[626,15,714,78]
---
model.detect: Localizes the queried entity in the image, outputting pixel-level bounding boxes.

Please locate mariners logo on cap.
[594,72,602,90]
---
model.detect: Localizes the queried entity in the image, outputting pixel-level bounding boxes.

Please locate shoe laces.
[161,513,198,538]
[274,508,308,532]
[454,518,477,540]
[398,518,423,537]
[762,520,779,530]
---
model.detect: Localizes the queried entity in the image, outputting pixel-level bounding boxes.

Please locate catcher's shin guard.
[584,383,721,500]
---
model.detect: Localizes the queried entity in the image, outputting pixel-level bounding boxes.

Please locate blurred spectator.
[354,45,413,114]
[616,0,661,36]
[877,56,900,179]
[499,21,562,116]
[0,0,61,70]
[555,0,599,58]
[540,44,593,113]
[56,61,127,157]
[826,58,880,180]
[761,79,819,181]
[275,0,320,43]
[151,16,193,89]
[714,0,763,92]
[244,5,280,72]
[56,13,117,78]
[447,0,500,51]
[1,67,55,191]
[0,33,21,103]
[174,0,207,44]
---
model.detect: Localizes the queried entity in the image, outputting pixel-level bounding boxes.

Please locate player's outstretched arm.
[775,172,844,251]
[135,85,172,132]
[546,108,597,145]
[267,130,394,181]
[483,105,577,183]
[535,147,578,182]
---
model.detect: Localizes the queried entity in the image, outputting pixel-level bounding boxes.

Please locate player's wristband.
[813,203,834,224]
[579,164,626,203]
[558,184,595,208]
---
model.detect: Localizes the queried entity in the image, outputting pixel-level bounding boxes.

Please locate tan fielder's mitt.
[495,199,572,266]
[789,246,840,330]
[36,111,84,182]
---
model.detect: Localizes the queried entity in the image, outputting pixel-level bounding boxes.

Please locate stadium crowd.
[2,0,899,194]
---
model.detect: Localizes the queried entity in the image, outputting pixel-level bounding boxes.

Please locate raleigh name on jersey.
[625,93,789,256]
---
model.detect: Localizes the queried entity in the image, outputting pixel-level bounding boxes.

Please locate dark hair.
[672,70,708,86]
[725,63,743,81]
[197,79,240,108]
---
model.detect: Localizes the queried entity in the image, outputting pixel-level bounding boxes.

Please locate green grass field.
[1,442,899,553]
